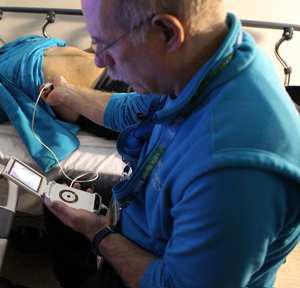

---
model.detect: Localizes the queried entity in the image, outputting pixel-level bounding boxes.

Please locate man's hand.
[41,75,82,122]
[41,75,71,106]
[44,189,111,241]
[41,75,112,125]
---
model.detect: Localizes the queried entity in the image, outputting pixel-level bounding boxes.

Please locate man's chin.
[129,83,150,94]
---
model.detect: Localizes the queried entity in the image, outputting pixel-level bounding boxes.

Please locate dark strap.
[94,69,132,93]
[76,116,119,140]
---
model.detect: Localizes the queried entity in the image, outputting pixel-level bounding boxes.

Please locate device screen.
[9,161,42,192]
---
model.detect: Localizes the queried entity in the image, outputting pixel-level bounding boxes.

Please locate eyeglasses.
[93,14,155,56]
[93,30,130,55]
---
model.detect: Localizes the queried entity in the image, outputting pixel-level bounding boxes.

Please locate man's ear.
[152,14,185,52]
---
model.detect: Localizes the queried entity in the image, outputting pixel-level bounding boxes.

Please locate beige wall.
[226,0,300,85]
[0,0,89,48]
[0,0,300,84]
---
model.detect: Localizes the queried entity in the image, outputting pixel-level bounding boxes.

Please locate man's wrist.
[91,226,115,256]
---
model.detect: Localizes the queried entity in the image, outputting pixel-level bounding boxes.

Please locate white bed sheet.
[0,123,124,214]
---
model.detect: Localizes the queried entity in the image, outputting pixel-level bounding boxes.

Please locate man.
[44,0,300,287]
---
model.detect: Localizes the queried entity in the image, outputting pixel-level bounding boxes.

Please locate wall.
[0,0,300,84]
[0,0,89,48]
[226,0,300,85]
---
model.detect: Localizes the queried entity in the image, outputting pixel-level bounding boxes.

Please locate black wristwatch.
[91,226,115,256]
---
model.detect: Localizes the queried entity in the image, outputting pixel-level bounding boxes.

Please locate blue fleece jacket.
[104,14,300,288]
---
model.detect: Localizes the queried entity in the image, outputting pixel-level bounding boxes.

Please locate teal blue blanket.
[0,35,80,172]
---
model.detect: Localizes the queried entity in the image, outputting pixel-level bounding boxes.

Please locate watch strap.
[91,226,115,256]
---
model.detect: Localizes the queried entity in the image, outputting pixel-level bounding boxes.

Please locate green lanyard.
[113,51,235,209]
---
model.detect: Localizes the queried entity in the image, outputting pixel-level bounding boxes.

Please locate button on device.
[59,190,79,203]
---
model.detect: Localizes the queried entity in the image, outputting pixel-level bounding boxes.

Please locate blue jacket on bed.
[0,35,79,172]
[104,14,300,288]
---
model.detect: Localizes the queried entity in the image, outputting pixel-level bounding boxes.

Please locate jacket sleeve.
[139,168,288,288]
[103,92,159,131]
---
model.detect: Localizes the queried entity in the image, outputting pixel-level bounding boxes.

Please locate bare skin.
[42,46,107,123]
[43,46,103,88]
[43,75,112,125]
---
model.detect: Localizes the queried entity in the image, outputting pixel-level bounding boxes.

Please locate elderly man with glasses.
[44,0,300,288]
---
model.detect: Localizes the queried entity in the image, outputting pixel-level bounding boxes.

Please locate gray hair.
[113,0,223,42]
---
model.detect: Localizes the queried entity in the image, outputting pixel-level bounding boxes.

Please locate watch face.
[59,190,79,203]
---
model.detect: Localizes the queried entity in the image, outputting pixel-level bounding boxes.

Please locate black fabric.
[81,260,125,288]
[286,86,300,113]
[94,69,132,93]
[0,277,16,288]
[44,205,97,288]
[76,115,119,140]
[286,86,300,104]
[10,225,48,254]
[0,277,30,288]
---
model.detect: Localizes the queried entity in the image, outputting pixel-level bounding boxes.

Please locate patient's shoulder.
[44,46,93,58]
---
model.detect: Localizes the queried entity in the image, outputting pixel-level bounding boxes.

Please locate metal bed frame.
[0,6,300,31]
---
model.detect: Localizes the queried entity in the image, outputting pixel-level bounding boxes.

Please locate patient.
[0,35,129,171]
[1,35,130,122]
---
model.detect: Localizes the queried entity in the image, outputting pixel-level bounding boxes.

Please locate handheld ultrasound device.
[0,158,102,213]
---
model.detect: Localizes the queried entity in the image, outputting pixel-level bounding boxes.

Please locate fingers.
[40,76,68,105]
[86,188,94,193]
[44,196,109,239]
[40,83,54,100]
[72,182,81,189]
[72,182,94,194]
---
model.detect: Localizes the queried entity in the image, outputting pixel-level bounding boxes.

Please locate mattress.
[0,123,124,215]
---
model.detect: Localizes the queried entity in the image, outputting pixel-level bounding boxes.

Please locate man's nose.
[95,52,115,68]
[95,53,106,68]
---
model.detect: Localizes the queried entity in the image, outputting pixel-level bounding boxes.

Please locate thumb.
[44,197,78,228]
[42,76,69,105]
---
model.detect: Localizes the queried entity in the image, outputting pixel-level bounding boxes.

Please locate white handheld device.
[0,158,102,213]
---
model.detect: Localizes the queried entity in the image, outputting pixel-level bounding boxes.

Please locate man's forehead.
[82,0,119,31]
[82,0,101,19]
[82,0,116,18]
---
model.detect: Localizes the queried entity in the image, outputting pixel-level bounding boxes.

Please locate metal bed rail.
[0,7,83,16]
[0,6,300,32]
